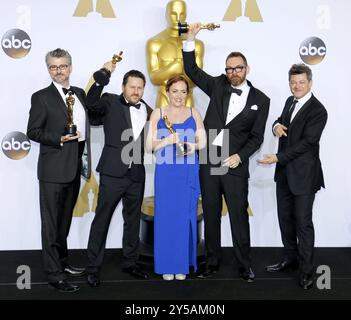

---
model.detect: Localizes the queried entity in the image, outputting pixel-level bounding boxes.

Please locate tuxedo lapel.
[49,83,68,119]
[221,85,232,125]
[72,87,85,110]
[281,97,294,125]
[224,84,254,127]
[119,95,133,135]
[241,86,255,116]
[289,95,313,129]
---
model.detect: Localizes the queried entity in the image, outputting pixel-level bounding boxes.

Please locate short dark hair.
[45,48,72,66]
[122,70,146,87]
[165,75,189,92]
[225,52,248,66]
[289,63,312,81]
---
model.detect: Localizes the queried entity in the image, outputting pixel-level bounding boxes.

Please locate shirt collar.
[232,80,249,93]
[295,91,312,106]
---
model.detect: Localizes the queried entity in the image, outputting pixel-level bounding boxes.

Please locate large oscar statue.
[146,0,204,108]
[93,51,123,86]
[64,91,77,135]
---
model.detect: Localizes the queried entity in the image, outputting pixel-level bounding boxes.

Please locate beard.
[229,74,246,86]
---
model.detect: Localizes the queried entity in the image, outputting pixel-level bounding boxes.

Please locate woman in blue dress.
[146,75,206,280]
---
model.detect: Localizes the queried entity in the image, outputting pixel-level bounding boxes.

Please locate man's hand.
[102,61,116,74]
[223,154,241,169]
[257,154,278,165]
[61,131,80,144]
[274,124,288,138]
[186,22,201,41]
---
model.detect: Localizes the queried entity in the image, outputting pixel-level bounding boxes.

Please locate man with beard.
[85,65,152,287]
[182,23,270,281]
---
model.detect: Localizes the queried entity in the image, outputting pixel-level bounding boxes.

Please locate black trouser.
[39,141,84,282]
[200,164,251,271]
[39,174,81,282]
[276,171,315,275]
[86,172,145,274]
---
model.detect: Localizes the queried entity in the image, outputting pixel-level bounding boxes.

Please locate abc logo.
[1,131,31,160]
[299,37,326,65]
[1,29,31,59]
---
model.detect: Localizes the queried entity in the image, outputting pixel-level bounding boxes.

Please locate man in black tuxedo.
[85,65,152,287]
[258,64,328,289]
[182,24,270,281]
[27,48,91,292]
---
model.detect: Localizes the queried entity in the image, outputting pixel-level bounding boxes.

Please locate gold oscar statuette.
[177,21,220,36]
[64,91,77,135]
[93,51,123,86]
[163,115,189,156]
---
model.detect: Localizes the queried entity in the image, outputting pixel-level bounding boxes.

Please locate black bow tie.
[62,87,73,95]
[229,87,242,96]
[128,103,141,109]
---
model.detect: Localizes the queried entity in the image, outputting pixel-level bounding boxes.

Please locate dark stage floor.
[0,247,350,301]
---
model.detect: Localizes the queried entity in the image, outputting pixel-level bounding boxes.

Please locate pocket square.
[250,105,258,110]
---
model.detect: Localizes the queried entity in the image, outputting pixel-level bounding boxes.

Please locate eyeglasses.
[48,64,69,71]
[225,65,246,74]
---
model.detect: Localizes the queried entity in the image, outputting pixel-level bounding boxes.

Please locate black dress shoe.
[87,273,100,287]
[64,265,86,277]
[48,279,79,293]
[122,266,149,279]
[196,264,220,279]
[239,267,255,282]
[265,260,299,273]
[299,273,313,290]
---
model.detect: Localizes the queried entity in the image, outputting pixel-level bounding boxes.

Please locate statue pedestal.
[139,196,252,261]
[140,196,205,261]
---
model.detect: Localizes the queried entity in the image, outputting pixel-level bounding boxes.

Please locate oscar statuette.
[93,51,123,86]
[177,21,220,36]
[163,115,189,156]
[64,91,77,135]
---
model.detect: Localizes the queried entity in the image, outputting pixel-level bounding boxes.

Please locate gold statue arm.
[146,39,204,87]
[194,40,205,70]
[146,40,184,86]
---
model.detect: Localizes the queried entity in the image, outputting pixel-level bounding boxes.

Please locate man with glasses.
[27,48,91,292]
[182,23,270,281]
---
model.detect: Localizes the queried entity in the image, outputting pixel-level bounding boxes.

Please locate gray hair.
[45,48,72,66]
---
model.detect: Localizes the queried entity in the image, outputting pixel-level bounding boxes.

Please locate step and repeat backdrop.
[1,0,350,249]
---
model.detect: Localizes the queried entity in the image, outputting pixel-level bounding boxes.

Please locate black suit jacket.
[27,83,91,183]
[86,83,152,181]
[183,50,270,178]
[274,94,328,195]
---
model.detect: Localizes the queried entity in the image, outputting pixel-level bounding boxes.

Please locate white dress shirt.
[125,97,147,140]
[183,39,251,146]
[212,81,250,147]
[53,81,86,142]
[273,91,312,134]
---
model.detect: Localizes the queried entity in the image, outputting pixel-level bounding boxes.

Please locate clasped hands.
[165,133,196,154]
[222,154,241,169]
[61,131,80,144]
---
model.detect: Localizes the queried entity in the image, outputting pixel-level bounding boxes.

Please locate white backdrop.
[1,0,350,250]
